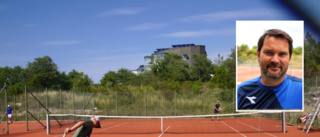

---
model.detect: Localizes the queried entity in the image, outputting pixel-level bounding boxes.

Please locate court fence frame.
[1,83,320,134]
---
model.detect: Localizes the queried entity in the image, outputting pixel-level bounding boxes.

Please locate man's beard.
[262,62,287,79]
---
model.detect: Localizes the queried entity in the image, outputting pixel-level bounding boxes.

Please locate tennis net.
[47,112,283,134]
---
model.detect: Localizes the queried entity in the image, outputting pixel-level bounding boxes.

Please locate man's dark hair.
[257,29,293,58]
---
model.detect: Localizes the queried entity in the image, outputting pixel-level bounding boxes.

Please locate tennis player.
[212,101,220,121]
[64,116,101,137]
[7,105,13,124]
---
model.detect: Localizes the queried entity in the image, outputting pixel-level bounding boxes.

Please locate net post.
[259,112,261,133]
[282,111,286,133]
[161,117,163,133]
[46,114,50,134]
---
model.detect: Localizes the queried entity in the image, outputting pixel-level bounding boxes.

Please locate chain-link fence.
[0,84,8,135]
[0,85,95,133]
[302,74,320,128]
[4,83,319,132]
[24,87,95,131]
[93,89,234,116]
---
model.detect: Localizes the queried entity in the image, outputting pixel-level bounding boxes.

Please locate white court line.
[158,126,170,137]
[221,121,247,137]
[95,122,128,132]
[237,121,277,137]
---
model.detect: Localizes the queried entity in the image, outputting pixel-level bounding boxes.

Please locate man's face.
[257,36,290,79]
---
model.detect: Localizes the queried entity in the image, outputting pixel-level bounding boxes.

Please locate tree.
[190,54,214,82]
[100,68,137,88]
[100,71,117,88]
[151,59,169,79]
[57,71,72,90]
[214,54,224,66]
[152,53,190,81]
[25,56,59,88]
[238,44,256,62]
[224,48,236,76]
[0,66,11,84]
[0,66,25,94]
[293,47,302,55]
[304,32,320,93]
[304,32,320,77]
[68,69,93,91]
[139,71,157,87]
[116,68,136,85]
[211,48,235,89]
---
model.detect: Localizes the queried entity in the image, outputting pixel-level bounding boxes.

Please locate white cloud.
[161,29,233,38]
[97,7,146,17]
[180,8,281,22]
[125,23,167,31]
[40,40,81,46]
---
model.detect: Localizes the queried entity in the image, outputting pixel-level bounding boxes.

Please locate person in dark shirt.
[237,29,302,109]
[212,101,220,121]
[64,116,101,137]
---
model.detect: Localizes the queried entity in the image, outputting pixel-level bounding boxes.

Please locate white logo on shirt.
[246,96,257,104]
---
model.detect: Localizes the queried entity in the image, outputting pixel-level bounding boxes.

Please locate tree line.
[237,44,303,64]
[0,32,319,98]
[0,51,235,96]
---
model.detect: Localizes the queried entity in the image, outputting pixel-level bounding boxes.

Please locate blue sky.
[0,0,317,83]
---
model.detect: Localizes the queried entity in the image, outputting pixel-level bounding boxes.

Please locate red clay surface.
[1,118,319,137]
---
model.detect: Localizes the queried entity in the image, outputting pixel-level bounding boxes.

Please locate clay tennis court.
[1,116,319,137]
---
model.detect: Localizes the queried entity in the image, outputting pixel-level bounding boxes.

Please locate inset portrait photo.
[236,21,303,111]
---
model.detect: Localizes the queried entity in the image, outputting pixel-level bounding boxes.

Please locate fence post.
[64,90,66,114]
[174,91,176,116]
[145,90,147,116]
[60,89,62,115]
[204,91,206,115]
[233,88,235,113]
[282,111,286,133]
[14,95,16,122]
[116,92,118,116]
[25,85,28,131]
[93,98,95,115]
[46,87,48,110]
[316,75,318,127]
[5,83,8,134]
[83,90,85,115]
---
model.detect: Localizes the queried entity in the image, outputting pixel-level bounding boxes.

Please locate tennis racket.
[63,133,67,137]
